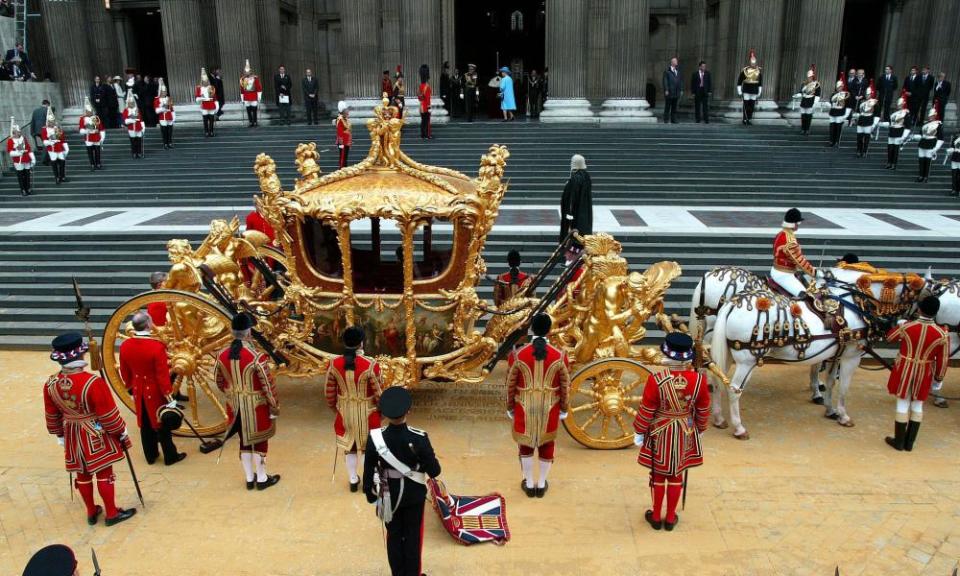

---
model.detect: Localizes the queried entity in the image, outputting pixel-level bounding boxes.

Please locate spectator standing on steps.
[210,67,226,119]
[418,64,432,139]
[559,154,593,242]
[108,76,123,128]
[275,65,292,125]
[89,76,110,125]
[499,67,516,121]
[30,99,51,166]
[662,57,682,124]
[302,68,320,125]
[877,65,898,121]
[690,61,712,123]
[934,72,951,120]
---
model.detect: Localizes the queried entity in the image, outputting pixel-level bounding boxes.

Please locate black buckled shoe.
[246,480,255,491]
[164,452,187,466]
[644,510,662,530]
[87,505,103,526]
[256,474,281,491]
[664,515,679,531]
[535,481,548,498]
[520,480,535,498]
[350,480,359,493]
[104,508,137,527]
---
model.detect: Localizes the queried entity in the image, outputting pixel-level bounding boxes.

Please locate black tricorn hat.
[342,325,365,349]
[661,332,695,362]
[158,405,184,430]
[50,331,88,364]
[380,386,412,419]
[507,249,521,267]
[232,312,254,331]
[531,313,552,337]
[918,295,940,317]
[784,208,804,224]
[22,544,77,576]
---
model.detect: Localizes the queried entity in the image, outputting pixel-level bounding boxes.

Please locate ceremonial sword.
[92,547,101,576]
[72,278,145,509]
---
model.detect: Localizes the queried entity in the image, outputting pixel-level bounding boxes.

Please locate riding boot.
[246,107,255,127]
[885,419,907,451]
[886,145,894,168]
[856,134,863,156]
[86,147,96,170]
[129,137,136,158]
[50,160,59,181]
[801,114,811,134]
[863,135,870,156]
[94,146,102,169]
[892,146,899,168]
[924,158,932,182]
[904,419,922,452]
[953,169,960,196]
[59,159,67,182]
[252,107,259,126]
[916,158,926,182]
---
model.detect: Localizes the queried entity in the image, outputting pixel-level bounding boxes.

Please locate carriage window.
[410,218,453,281]
[302,219,343,278]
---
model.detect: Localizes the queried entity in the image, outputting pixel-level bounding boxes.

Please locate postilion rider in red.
[216,312,281,490]
[493,249,531,307]
[632,332,710,531]
[119,310,186,466]
[43,332,137,526]
[506,313,570,498]
[325,325,382,492]
[884,295,950,452]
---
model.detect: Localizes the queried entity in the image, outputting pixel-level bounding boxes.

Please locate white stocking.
[255,454,268,482]
[910,400,923,422]
[240,452,255,482]
[345,452,359,483]
[537,460,552,488]
[520,456,534,489]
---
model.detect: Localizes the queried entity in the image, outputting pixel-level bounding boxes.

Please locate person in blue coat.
[499,67,516,121]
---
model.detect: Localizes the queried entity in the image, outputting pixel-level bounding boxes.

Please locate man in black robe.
[560,154,593,242]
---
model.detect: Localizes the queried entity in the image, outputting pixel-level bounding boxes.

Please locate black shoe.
[164,452,187,466]
[256,474,281,490]
[520,480,535,498]
[145,455,157,465]
[885,164,892,169]
[644,510,662,530]
[246,480,255,491]
[173,392,189,402]
[90,165,96,171]
[535,481,548,498]
[87,504,103,526]
[664,515,679,531]
[104,508,137,526]
[904,420,921,452]
[20,190,27,197]
[885,421,907,451]
[350,480,359,493]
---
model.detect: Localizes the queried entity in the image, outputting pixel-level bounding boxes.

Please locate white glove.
[947,148,956,155]
[565,214,573,221]
[912,134,921,141]
[793,93,801,99]
[932,381,943,392]
[933,142,943,154]
[633,433,644,446]
[165,400,178,409]
[559,411,568,421]
[897,319,907,326]
[56,436,65,446]
[506,409,514,420]
[736,86,742,96]
[814,96,821,106]
[757,87,762,98]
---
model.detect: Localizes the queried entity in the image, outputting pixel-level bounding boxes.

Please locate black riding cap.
[784,208,804,223]
[380,386,412,419]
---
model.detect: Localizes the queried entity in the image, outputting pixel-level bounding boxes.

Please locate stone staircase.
[1,122,958,348]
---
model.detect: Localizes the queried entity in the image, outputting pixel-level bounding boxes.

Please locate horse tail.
[710,302,731,377]
[688,277,703,344]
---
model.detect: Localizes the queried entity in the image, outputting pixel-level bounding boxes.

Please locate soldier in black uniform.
[463,63,479,123]
[364,387,442,576]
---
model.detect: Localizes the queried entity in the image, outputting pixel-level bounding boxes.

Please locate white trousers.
[770,268,807,297]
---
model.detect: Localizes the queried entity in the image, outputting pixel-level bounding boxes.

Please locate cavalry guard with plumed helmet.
[43,331,137,526]
[79,97,105,171]
[884,295,950,452]
[215,312,281,491]
[324,326,382,492]
[884,89,911,169]
[40,105,69,185]
[632,332,710,531]
[154,77,176,148]
[6,116,35,196]
[736,49,762,125]
[795,64,820,136]
[826,73,850,148]
[196,67,218,137]
[122,90,144,159]
[770,208,816,298]
[854,79,880,157]
[944,132,960,197]
[506,313,570,498]
[915,106,944,183]
[240,59,263,127]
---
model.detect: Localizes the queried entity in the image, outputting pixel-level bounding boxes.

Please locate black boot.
[953,169,960,196]
[59,160,68,182]
[886,145,894,168]
[904,420,922,451]
[51,162,59,182]
[892,146,899,169]
[94,147,102,169]
[885,420,907,451]
[130,138,136,158]
[863,135,870,156]
[916,159,926,182]
[923,158,931,182]
[87,147,96,171]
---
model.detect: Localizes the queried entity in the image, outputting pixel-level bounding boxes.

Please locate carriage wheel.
[562,358,655,449]
[101,290,234,437]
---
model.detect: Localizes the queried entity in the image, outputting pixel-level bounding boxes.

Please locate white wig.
[570,154,587,171]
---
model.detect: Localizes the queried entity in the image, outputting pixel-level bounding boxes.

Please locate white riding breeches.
[770,268,807,297]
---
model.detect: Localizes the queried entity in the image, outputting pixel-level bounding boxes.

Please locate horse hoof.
[811,396,825,405]
[734,431,750,440]
[713,420,729,430]
[824,412,839,420]
[838,418,855,428]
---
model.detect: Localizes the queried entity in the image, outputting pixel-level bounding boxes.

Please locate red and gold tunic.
[215,343,278,449]
[240,75,262,103]
[79,115,104,145]
[43,370,127,474]
[122,107,144,135]
[324,354,382,452]
[493,270,530,307]
[633,368,710,476]
[153,96,175,124]
[336,114,352,147]
[773,228,814,275]
[40,126,68,154]
[506,342,570,448]
[886,318,950,401]
[119,335,172,430]
[195,85,218,111]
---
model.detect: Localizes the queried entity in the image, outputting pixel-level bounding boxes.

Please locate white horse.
[709,267,920,439]
[689,266,827,407]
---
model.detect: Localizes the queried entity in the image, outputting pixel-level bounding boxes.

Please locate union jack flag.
[428,478,510,546]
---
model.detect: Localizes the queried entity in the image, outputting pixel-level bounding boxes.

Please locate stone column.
[400,0,447,124]
[440,0,456,70]
[43,0,93,108]
[200,1,221,69]
[599,0,654,123]
[86,3,121,77]
[215,0,262,102]
[541,0,593,122]
[159,0,206,104]
[925,0,960,124]
[779,0,844,126]
[340,0,380,112]
[258,0,283,102]
[722,0,788,124]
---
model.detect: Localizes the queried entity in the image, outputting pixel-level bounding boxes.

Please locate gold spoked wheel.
[563,358,654,449]
[101,290,233,437]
